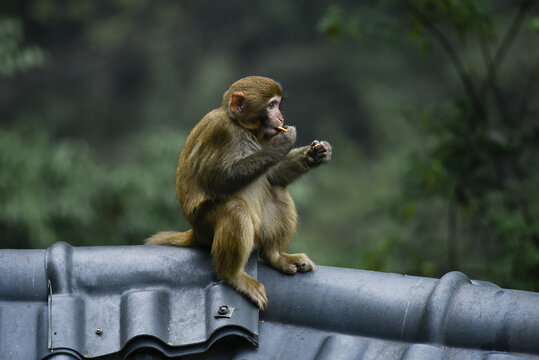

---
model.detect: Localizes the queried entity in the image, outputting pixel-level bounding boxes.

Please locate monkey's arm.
[266,140,332,186]
[265,147,311,186]
[203,129,296,196]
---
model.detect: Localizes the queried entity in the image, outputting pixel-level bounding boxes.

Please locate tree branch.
[403,0,483,128]
[478,30,512,125]
[516,56,539,121]
[477,0,534,125]
[489,0,533,78]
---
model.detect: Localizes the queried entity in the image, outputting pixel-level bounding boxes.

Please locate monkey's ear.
[229,92,245,114]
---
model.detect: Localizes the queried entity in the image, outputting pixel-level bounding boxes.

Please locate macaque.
[146,76,332,311]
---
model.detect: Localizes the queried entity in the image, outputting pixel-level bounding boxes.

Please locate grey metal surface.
[1,242,538,359]
[259,265,539,355]
[1,242,258,359]
[192,322,536,360]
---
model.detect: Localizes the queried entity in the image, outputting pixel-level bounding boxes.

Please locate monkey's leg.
[259,191,316,275]
[211,201,268,311]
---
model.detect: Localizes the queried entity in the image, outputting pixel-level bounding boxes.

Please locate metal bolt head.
[95,328,103,335]
[214,305,234,318]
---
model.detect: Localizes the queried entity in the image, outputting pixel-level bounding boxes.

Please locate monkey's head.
[223,76,285,140]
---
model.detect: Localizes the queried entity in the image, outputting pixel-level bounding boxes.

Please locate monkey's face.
[261,96,285,139]
[225,76,285,141]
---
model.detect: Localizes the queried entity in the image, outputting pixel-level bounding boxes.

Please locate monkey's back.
[175,108,237,219]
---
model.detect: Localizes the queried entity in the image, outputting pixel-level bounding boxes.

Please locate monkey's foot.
[274,253,316,274]
[291,253,316,272]
[232,272,268,311]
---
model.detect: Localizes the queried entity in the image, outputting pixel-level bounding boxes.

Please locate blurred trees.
[0,1,537,290]
[0,124,187,248]
[320,0,539,289]
[0,16,44,76]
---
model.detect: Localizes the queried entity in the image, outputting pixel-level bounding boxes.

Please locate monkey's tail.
[145,229,196,247]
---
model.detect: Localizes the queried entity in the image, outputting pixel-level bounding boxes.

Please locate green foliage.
[0,125,186,248]
[317,5,347,40]
[529,16,539,32]
[320,0,539,289]
[0,17,44,76]
[1,1,537,292]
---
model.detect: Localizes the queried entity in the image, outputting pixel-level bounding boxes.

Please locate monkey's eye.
[267,101,278,109]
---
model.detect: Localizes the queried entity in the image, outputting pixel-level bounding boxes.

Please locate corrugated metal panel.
[182,321,537,360]
[259,266,539,355]
[1,242,538,359]
[0,249,49,360]
[1,242,258,359]
[188,266,539,360]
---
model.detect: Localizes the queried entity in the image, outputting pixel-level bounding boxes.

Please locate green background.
[1,0,538,291]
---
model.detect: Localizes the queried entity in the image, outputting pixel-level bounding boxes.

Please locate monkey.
[146,76,332,311]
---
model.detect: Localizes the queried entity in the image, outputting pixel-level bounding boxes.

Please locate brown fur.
[146,76,332,310]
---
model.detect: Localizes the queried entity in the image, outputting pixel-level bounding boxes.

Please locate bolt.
[95,328,103,335]
[218,305,229,315]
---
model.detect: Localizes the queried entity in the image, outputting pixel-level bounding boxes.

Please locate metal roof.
[1,241,538,359]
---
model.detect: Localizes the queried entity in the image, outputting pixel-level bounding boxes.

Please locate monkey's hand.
[270,125,296,156]
[307,140,332,167]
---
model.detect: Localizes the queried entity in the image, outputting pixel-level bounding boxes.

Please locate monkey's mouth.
[276,125,288,133]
